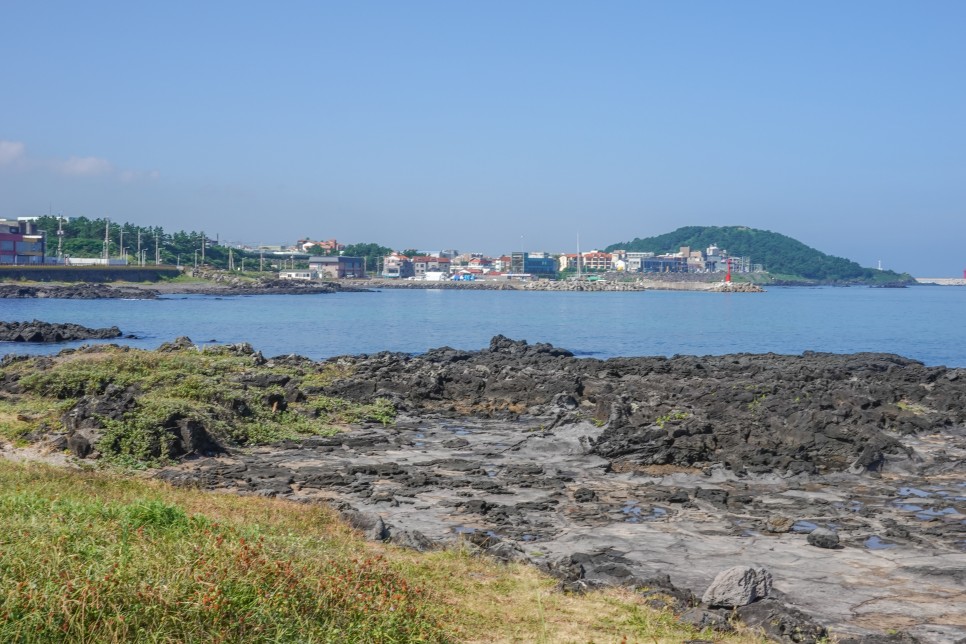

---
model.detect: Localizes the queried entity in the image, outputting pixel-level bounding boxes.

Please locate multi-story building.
[308,255,365,278]
[643,255,688,272]
[0,219,46,265]
[524,255,557,277]
[411,255,452,277]
[581,251,614,271]
[624,252,655,272]
[381,253,414,278]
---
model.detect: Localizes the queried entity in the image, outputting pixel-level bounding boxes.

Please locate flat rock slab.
[158,415,966,643]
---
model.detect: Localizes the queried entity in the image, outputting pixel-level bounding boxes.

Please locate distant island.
[606,225,914,285]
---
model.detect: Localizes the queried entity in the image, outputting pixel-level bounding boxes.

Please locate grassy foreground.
[0,459,763,643]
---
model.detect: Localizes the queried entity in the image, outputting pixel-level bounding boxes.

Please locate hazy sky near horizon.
[2,1,964,276]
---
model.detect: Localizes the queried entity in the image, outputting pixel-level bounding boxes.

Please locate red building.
[0,219,46,265]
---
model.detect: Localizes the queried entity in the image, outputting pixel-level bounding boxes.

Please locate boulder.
[807,527,841,549]
[389,529,434,552]
[702,565,773,608]
[340,510,390,541]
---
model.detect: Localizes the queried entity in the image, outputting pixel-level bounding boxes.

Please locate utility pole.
[103,219,110,262]
[229,247,234,271]
[201,230,205,265]
[259,250,264,272]
[155,233,160,265]
[119,229,124,260]
[137,231,142,267]
[56,215,64,262]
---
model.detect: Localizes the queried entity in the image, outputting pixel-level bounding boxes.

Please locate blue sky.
[1,1,964,275]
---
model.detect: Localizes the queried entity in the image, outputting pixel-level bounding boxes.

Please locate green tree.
[605,226,911,283]
[35,216,265,271]
[341,243,394,273]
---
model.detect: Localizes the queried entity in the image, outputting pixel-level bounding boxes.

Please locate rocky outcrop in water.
[0,320,125,342]
[175,270,367,295]
[0,283,158,299]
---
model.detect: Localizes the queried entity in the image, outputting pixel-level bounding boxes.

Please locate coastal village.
[283,239,757,282]
[2,216,756,282]
[1,217,752,280]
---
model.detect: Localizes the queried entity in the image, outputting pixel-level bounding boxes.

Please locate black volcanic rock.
[0,320,125,343]
[0,284,157,299]
[319,337,966,475]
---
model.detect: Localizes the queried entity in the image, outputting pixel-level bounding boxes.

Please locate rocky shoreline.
[154,337,966,642]
[0,272,762,297]
[0,275,365,299]
[0,320,125,342]
[9,336,966,642]
[0,283,158,299]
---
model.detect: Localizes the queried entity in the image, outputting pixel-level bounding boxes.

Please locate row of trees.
[32,216,271,271]
[32,216,398,273]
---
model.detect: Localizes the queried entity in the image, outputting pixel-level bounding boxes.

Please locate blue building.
[523,255,557,278]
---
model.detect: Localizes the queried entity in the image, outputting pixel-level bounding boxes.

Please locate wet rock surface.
[144,336,965,641]
[0,320,125,343]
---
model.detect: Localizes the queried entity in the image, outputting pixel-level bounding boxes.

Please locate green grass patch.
[0,460,446,642]
[0,460,763,643]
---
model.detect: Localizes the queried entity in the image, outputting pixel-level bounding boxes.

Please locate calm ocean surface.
[2,286,964,366]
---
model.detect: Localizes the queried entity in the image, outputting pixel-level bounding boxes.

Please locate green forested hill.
[606,226,909,282]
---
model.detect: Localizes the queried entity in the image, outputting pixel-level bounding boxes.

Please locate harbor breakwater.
[367,277,764,292]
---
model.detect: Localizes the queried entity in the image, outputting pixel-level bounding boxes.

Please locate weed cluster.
[655,410,690,428]
[0,344,394,466]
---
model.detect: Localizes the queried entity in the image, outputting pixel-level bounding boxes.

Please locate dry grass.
[386,545,763,644]
[0,459,768,643]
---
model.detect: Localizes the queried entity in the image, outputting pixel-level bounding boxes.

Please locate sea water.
[2,285,965,366]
